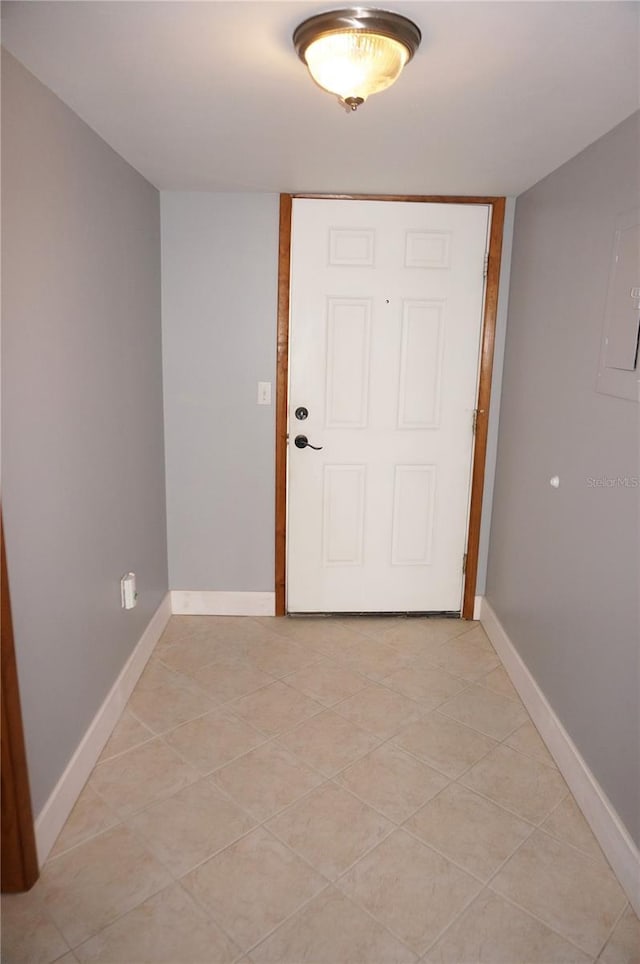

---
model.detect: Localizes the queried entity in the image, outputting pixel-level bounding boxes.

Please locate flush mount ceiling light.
[293,7,421,112]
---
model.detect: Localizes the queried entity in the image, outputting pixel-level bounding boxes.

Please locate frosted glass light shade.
[304,31,409,103]
[293,9,421,111]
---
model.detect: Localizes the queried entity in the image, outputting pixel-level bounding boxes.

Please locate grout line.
[264,794,396,878]
[452,772,569,828]
[326,885,432,961]
[593,900,630,961]
[534,823,618,870]
[485,885,606,960]
[399,814,534,888]
[415,885,488,961]
[93,730,158,766]
[66,877,171,952]
[329,767,452,829]
[155,727,270,775]
[68,877,241,958]
[475,824,614,958]
[535,793,619,868]
[6,880,75,962]
[335,851,481,961]
[239,882,335,960]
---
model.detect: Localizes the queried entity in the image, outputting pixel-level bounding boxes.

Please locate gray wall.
[487,112,640,844]
[2,52,168,815]
[161,193,278,592]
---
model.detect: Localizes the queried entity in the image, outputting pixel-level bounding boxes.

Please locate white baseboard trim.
[480,597,640,915]
[34,593,172,866]
[171,590,275,617]
[473,595,483,620]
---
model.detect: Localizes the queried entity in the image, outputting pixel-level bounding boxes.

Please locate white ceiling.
[2,1,638,196]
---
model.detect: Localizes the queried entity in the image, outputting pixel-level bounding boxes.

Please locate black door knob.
[294,434,323,451]
[295,406,309,420]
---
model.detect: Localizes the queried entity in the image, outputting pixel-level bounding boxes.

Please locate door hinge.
[472,409,478,435]
[462,553,467,574]
[483,251,489,279]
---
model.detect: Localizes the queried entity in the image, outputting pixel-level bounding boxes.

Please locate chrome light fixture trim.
[293,7,421,111]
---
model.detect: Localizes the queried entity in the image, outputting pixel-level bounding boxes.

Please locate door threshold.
[285,611,462,619]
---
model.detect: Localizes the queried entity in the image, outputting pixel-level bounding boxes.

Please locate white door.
[287,198,489,613]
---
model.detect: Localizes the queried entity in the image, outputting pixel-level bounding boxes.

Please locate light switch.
[257,381,272,405]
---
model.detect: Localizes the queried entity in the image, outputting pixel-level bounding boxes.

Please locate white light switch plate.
[257,382,272,405]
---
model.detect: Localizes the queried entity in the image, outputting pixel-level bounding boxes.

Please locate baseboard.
[473,595,483,620]
[171,590,275,616]
[34,593,172,866]
[480,597,640,915]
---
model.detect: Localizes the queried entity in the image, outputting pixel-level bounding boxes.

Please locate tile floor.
[2,616,638,963]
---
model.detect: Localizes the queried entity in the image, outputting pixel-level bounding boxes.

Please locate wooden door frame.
[1,511,39,891]
[275,193,506,619]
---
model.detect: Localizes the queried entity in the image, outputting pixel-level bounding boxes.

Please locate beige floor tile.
[164,707,266,773]
[266,782,393,880]
[207,616,291,647]
[158,632,242,675]
[0,888,70,964]
[479,665,521,702]
[392,713,497,779]
[126,660,216,733]
[380,618,471,659]
[460,744,568,823]
[438,684,529,741]
[98,710,154,761]
[282,657,369,706]
[50,785,120,858]
[277,709,381,776]
[335,684,425,739]
[340,636,412,681]
[405,783,533,880]
[88,738,198,816]
[339,829,480,954]
[431,632,501,681]
[453,624,492,645]
[599,905,640,964]
[164,623,273,667]
[541,795,608,863]
[336,742,449,823]
[160,616,274,649]
[504,719,558,768]
[181,827,326,951]
[156,615,222,647]
[245,637,321,677]
[38,825,171,947]
[381,664,468,709]
[262,616,363,653]
[490,829,627,956]
[180,655,275,703]
[306,634,363,663]
[74,883,240,962]
[127,778,256,876]
[424,889,592,963]
[212,741,324,821]
[339,615,405,639]
[230,681,323,736]
[52,954,78,963]
[251,886,417,963]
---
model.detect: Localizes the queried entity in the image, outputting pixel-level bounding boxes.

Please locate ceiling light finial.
[293,7,421,112]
